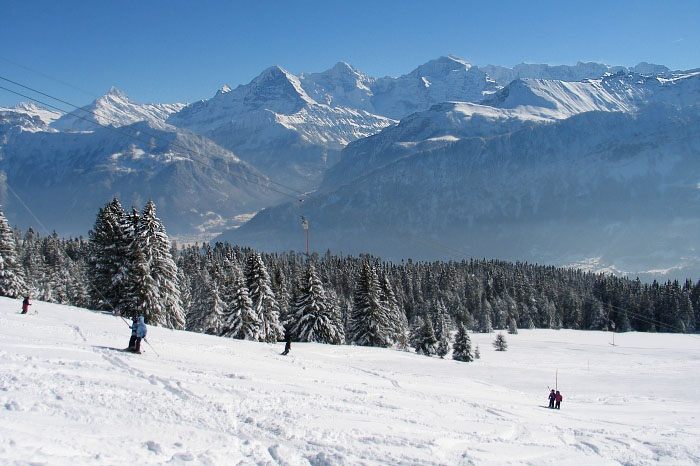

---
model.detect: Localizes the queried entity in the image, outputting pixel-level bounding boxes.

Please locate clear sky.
[1,0,698,108]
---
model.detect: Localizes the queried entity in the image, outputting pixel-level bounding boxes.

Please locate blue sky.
[1,0,698,108]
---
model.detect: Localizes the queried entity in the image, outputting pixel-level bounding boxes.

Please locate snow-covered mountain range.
[168,65,395,191]
[1,56,698,279]
[218,67,700,280]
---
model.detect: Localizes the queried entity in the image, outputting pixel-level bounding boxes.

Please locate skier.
[548,389,556,408]
[555,390,563,409]
[281,332,291,356]
[132,316,147,354]
[126,316,138,351]
[21,296,31,314]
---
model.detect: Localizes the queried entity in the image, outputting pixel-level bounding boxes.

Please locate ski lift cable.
[0,55,99,100]
[0,77,306,202]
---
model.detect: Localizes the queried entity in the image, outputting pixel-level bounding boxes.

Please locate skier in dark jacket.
[555,390,563,409]
[548,389,556,408]
[127,316,138,351]
[132,316,147,354]
[281,331,291,355]
[21,296,31,314]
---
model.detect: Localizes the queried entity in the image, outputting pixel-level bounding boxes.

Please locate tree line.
[0,199,698,354]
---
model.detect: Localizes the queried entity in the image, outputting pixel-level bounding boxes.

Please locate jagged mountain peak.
[217,84,232,95]
[253,65,301,87]
[50,87,185,132]
[409,55,475,78]
[330,61,357,73]
[105,86,128,99]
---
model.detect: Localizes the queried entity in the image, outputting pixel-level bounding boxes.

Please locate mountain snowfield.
[1,297,699,465]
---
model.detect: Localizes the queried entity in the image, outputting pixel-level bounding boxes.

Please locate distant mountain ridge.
[1,55,697,282]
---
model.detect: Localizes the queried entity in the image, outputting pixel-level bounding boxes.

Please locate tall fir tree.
[291,262,343,344]
[349,261,392,347]
[122,208,161,323]
[88,198,131,313]
[452,322,473,362]
[0,206,26,298]
[245,252,284,342]
[220,271,260,340]
[414,315,438,356]
[380,274,408,347]
[433,300,452,358]
[138,200,185,329]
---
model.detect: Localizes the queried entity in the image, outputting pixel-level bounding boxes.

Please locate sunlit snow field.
[1,297,698,465]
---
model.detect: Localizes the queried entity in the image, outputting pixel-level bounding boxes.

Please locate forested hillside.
[1,200,697,345]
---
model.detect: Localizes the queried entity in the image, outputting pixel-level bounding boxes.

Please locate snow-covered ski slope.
[1,298,698,465]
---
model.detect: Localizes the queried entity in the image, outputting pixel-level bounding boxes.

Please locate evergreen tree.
[88,198,131,313]
[414,315,438,356]
[186,269,217,332]
[478,295,493,333]
[0,206,26,298]
[245,252,284,342]
[508,317,518,335]
[380,274,408,346]
[493,333,508,351]
[221,271,260,340]
[349,261,392,347]
[433,300,451,358]
[122,208,161,322]
[138,200,185,329]
[408,315,425,350]
[452,323,473,362]
[291,262,343,344]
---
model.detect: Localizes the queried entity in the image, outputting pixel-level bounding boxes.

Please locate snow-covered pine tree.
[138,200,185,329]
[245,252,284,342]
[349,261,392,347]
[291,262,343,344]
[88,198,131,313]
[493,333,508,351]
[220,271,260,340]
[433,300,451,358]
[380,273,408,347]
[0,205,26,298]
[40,233,71,304]
[177,267,192,318]
[478,295,493,333]
[414,315,438,356]
[19,228,42,297]
[508,317,518,335]
[119,208,159,324]
[452,322,473,362]
[408,315,425,350]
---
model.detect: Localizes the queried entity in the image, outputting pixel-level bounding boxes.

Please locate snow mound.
[1,298,698,465]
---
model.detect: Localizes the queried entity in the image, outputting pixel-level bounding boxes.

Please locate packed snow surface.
[1,298,699,465]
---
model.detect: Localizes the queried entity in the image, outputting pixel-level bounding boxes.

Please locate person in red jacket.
[555,390,563,409]
[21,296,31,314]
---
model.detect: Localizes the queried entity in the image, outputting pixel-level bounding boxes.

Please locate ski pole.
[143,337,159,357]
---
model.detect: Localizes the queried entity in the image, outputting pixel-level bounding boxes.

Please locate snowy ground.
[1,298,699,465]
